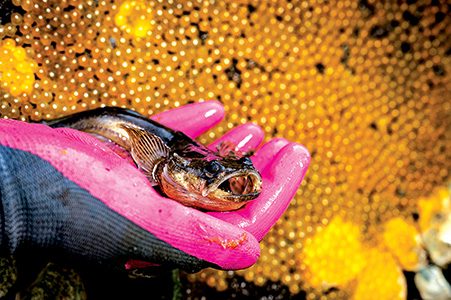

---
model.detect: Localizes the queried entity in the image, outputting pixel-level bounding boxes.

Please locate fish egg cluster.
[0,0,450,298]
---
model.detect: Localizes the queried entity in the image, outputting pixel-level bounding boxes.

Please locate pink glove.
[0,101,310,271]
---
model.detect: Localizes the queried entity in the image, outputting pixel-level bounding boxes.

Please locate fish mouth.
[202,170,262,201]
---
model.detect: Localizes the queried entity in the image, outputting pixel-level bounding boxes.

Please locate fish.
[45,107,262,211]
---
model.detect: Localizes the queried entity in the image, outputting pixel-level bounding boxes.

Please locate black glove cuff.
[0,150,5,248]
[0,145,64,253]
[0,145,24,252]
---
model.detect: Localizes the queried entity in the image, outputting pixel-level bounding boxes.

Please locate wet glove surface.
[0,101,310,272]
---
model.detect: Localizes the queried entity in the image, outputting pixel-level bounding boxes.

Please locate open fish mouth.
[203,170,262,201]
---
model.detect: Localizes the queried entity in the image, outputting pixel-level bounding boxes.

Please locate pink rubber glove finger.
[151,100,224,138]
[210,143,310,241]
[251,138,290,171]
[207,123,289,171]
[206,123,308,241]
[208,123,264,152]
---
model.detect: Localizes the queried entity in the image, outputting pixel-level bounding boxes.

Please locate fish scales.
[46,107,262,211]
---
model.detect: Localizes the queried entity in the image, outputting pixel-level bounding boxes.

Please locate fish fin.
[122,125,170,184]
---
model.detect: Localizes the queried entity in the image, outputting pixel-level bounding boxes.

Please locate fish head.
[158,152,262,211]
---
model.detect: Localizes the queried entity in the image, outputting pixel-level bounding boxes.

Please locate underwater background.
[0,0,450,299]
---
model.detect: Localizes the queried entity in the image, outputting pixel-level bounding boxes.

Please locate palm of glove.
[0,101,310,271]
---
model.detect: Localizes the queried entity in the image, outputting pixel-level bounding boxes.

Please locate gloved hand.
[0,101,310,272]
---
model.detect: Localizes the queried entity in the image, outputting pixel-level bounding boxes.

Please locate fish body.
[46,107,262,211]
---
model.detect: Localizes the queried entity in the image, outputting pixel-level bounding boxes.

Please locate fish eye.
[205,160,222,175]
[241,157,253,166]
